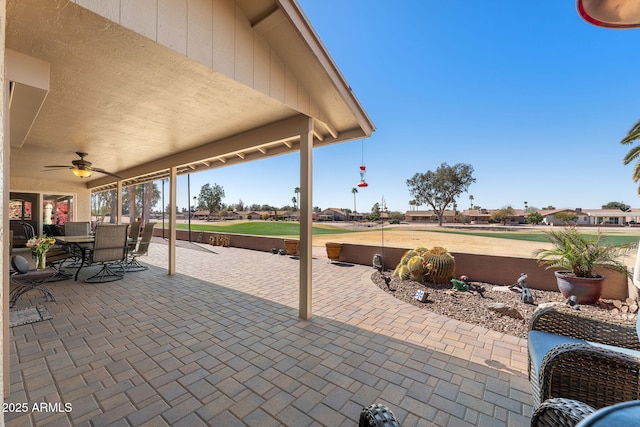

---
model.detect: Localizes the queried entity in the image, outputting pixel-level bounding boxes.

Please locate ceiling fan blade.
[43,165,73,169]
[92,167,123,179]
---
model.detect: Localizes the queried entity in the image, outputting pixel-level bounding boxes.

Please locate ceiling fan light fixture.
[71,168,92,178]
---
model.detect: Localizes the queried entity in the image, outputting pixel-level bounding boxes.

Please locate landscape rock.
[487,303,523,319]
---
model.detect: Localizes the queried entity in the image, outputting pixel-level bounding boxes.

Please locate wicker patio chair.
[84,224,129,283]
[528,306,640,412]
[126,222,155,272]
[531,398,596,427]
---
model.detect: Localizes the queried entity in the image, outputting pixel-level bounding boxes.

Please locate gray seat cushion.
[576,400,640,426]
[11,255,29,274]
[528,330,640,381]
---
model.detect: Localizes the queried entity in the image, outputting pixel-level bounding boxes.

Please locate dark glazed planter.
[554,271,605,304]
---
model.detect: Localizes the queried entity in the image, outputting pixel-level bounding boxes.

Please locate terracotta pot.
[325,242,342,261]
[554,271,605,304]
[284,239,299,255]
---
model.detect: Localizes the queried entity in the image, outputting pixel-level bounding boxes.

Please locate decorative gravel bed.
[371,271,638,339]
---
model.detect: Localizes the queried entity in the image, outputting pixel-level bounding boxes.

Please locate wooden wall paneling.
[253,35,271,94]
[121,0,158,41]
[233,4,253,87]
[158,0,188,55]
[74,0,121,23]
[187,0,213,68]
[269,50,285,102]
[212,0,235,77]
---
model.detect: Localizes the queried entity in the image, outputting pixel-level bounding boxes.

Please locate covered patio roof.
[3,0,376,399]
[7,0,374,189]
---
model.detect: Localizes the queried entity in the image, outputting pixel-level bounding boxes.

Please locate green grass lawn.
[163,221,640,246]
[416,228,640,246]
[162,221,356,237]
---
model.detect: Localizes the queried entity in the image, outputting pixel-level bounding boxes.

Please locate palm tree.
[469,194,474,209]
[351,187,358,218]
[408,199,416,211]
[622,119,640,190]
[294,187,300,210]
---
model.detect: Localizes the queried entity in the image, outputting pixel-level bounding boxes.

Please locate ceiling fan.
[44,152,122,179]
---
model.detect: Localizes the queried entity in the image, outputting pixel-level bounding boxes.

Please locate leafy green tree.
[389,211,405,223]
[554,211,578,224]
[370,202,381,221]
[526,212,544,225]
[197,183,225,216]
[621,119,640,192]
[602,201,631,211]
[490,206,515,225]
[406,162,476,226]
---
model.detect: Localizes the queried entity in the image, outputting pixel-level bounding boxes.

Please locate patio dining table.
[55,235,95,280]
[56,235,134,280]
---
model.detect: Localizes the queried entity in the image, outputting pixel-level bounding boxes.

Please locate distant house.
[404,210,456,223]
[461,209,492,224]
[582,208,635,226]
[538,208,589,226]
[237,210,262,220]
[318,208,348,221]
[193,210,211,220]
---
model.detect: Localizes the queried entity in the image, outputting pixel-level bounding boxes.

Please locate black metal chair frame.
[84,224,129,283]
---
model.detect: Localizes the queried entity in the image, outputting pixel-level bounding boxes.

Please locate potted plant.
[534,227,631,304]
[284,239,299,256]
[325,242,342,262]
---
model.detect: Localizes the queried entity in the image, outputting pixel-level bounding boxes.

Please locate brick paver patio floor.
[6,238,531,426]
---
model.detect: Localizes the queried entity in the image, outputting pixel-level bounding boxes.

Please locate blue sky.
[174,1,640,214]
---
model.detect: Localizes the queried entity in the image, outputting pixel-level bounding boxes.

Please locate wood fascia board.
[276,0,375,137]
[86,114,311,189]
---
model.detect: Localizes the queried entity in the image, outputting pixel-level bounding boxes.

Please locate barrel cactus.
[423,246,456,284]
[406,256,427,281]
[393,247,434,282]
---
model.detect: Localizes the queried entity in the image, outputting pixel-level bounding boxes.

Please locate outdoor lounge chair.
[126,222,155,272]
[531,397,640,427]
[9,255,56,307]
[44,245,75,280]
[84,224,129,283]
[528,306,640,412]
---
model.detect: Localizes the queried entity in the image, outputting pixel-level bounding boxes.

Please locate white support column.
[168,167,177,275]
[299,117,314,319]
[1,0,9,397]
[116,181,122,225]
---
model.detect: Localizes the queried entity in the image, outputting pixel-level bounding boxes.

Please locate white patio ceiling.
[7,0,374,190]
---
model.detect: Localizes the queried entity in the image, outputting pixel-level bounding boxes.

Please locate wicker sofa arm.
[529,307,639,350]
[531,398,595,427]
[537,343,640,410]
